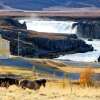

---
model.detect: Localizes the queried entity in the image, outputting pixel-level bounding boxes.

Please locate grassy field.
[0,80,99,100]
[0,60,100,100]
[31,59,100,73]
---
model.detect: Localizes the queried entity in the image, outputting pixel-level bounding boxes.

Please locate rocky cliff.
[72,20,100,39]
[0,17,94,58]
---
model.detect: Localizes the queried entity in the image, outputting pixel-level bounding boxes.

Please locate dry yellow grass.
[0,66,32,75]
[0,65,99,100]
[0,80,99,100]
[0,65,57,80]
[0,66,37,80]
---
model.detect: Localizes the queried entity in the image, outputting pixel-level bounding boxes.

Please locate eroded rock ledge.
[0,17,94,58]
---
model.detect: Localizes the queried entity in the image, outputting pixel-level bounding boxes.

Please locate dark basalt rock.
[72,20,100,39]
[98,56,100,62]
[0,17,94,58]
[1,30,93,58]
[88,38,93,41]
[0,17,27,29]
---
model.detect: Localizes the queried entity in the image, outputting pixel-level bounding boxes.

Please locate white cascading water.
[19,19,100,62]
[19,19,76,33]
[56,39,100,62]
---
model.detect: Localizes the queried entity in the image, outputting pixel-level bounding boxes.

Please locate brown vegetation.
[79,67,95,87]
[29,31,66,40]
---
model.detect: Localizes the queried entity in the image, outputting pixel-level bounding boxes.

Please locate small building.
[0,35,10,59]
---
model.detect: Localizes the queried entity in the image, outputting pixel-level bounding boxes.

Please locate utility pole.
[18,32,21,56]
[17,31,37,57]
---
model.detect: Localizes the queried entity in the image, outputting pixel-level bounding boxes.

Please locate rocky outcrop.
[29,37,93,58]
[98,56,100,62]
[0,17,94,58]
[72,20,100,39]
[0,17,27,29]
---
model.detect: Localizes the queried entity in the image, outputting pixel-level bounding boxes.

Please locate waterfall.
[19,19,100,62]
[19,19,77,34]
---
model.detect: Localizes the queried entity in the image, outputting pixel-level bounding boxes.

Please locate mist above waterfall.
[19,19,77,34]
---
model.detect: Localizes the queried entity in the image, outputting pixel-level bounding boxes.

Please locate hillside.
[0,0,100,11]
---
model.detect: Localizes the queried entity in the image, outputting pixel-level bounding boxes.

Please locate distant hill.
[0,0,100,11]
[0,3,12,9]
[0,3,19,10]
